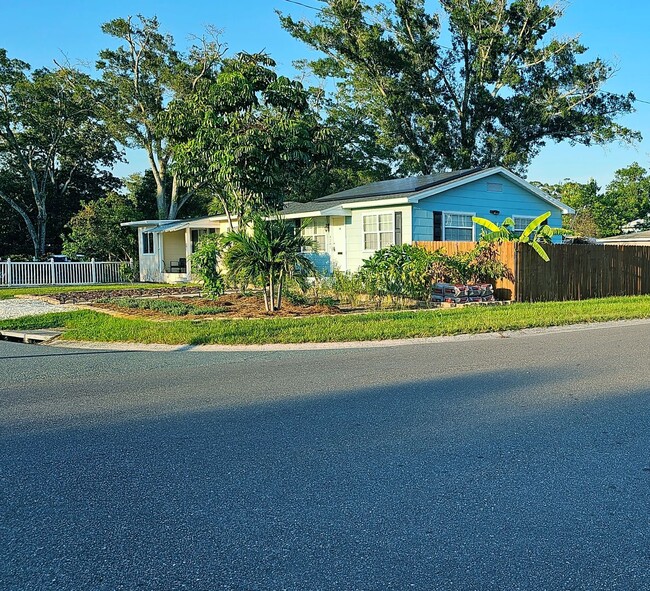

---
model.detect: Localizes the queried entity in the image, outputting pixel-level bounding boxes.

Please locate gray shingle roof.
[313,168,483,203]
[281,201,334,215]
[600,230,650,242]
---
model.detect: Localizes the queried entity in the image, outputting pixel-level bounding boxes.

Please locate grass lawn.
[2,296,650,345]
[0,283,191,300]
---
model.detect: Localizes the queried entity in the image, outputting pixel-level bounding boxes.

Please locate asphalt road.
[1,325,650,590]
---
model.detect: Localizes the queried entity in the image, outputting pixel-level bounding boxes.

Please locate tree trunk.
[262,286,270,312]
[276,269,284,311]
[268,271,275,313]
[36,198,47,258]
[0,191,40,258]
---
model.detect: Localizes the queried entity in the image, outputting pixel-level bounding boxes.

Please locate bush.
[356,243,514,305]
[326,270,365,305]
[190,234,225,298]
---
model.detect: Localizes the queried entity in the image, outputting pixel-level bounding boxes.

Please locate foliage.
[162,52,333,227]
[356,243,511,305]
[460,243,514,285]
[62,192,140,261]
[119,261,138,283]
[280,0,639,175]
[190,233,225,298]
[325,270,366,306]
[0,49,120,257]
[358,244,438,303]
[473,213,567,262]
[97,297,224,316]
[222,214,318,312]
[598,164,650,235]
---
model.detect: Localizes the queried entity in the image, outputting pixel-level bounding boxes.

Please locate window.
[444,213,474,241]
[191,228,218,252]
[363,213,394,250]
[142,232,155,254]
[512,216,537,237]
[301,218,327,252]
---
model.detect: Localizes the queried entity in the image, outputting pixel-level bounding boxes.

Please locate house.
[123,166,574,283]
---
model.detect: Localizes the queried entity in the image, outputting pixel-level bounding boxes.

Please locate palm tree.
[222,214,318,312]
[472,212,567,262]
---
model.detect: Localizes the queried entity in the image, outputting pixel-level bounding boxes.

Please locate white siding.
[345,205,412,272]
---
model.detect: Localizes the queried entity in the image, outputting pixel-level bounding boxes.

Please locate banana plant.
[472,212,568,262]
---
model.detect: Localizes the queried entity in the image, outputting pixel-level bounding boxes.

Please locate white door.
[329,216,347,272]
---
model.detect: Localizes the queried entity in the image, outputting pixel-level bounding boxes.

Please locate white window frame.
[362,212,396,252]
[512,216,537,236]
[301,218,328,253]
[442,211,476,242]
[142,231,155,255]
[191,228,218,252]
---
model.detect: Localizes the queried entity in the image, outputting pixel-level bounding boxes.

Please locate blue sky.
[2,0,649,188]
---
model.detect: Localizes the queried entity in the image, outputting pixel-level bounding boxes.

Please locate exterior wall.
[345,205,412,272]
[162,232,187,273]
[138,226,163,282]
[411,174,564,243]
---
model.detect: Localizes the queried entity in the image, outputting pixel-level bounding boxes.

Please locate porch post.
[158,233,164,275]
[185,227,192,278]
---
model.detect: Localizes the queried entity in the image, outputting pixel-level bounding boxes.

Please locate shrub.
[326,270,365,306]
[359,244,445,304]
[190,234,225,298]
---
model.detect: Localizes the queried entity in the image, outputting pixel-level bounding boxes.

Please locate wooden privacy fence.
[415,241,517,300]
[0,259,127,287]
[415,241,650,302]
[515,244,650,302]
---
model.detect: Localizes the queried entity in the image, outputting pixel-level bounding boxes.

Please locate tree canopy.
[280,0,639,175]
[0,49,120,257]
[540,163,650,237]
[97,15,224,219]
[162,52,333,228]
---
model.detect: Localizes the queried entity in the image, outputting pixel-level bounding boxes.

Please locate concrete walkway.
[0,297,78,320]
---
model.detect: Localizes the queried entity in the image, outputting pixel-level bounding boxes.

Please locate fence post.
[50,258,55,285]
[91,258,97,284]
[6,258,11,287]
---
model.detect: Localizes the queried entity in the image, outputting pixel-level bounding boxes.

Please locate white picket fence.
[0,259,128,287]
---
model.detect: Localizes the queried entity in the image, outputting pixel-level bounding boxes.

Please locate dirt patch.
[46,286,202,304]
[90,293,342,319]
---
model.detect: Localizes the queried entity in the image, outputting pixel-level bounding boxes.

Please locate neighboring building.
[598,230,650,246]
[123,166,574,283]
[621,217,650,234]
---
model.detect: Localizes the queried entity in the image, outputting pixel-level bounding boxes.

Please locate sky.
[2,0,650,189]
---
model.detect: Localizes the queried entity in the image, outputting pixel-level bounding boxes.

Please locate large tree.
[0,49,120,258]
[97,15,223,220]
[162,52,333,228]
[280,0,639,175]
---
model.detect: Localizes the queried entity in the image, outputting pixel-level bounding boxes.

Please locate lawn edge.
[45,317,650,352]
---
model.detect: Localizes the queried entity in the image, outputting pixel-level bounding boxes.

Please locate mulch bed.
[90,293,342,319]
[47,286,202,304]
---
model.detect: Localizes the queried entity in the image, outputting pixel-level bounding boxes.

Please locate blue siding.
[305,252,331,274]
[411,174,564,243]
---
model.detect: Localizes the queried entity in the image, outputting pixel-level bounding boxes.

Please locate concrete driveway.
[1,324,649,590]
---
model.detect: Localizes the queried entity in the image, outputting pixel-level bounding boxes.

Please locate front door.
[329,216,347,272]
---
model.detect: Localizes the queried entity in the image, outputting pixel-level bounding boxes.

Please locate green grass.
[0,283,193,300]
[2,296,650,345]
